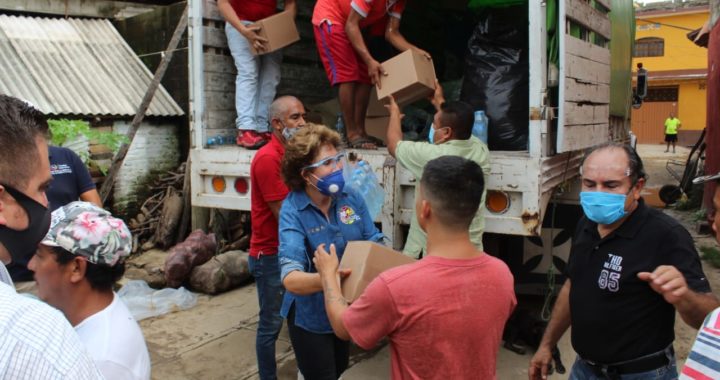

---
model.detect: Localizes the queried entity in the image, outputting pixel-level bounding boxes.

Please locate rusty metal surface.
[0,15,183,117]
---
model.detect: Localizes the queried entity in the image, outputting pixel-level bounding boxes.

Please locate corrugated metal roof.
[0,15,184,117]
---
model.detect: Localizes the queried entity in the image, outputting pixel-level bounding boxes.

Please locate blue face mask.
[312,170,345,196]
[428,124,436,144]
[580,191,628,225]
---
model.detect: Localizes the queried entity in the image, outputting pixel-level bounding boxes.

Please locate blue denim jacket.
[278,188,384,334]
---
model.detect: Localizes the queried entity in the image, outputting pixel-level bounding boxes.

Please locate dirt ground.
[136,144,719,380]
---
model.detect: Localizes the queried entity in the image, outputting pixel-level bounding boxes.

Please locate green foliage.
[692,209,708,223]
[48,119,129,174]
[700,246,720,269]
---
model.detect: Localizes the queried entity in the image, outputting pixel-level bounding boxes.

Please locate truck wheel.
[659,184,682,205]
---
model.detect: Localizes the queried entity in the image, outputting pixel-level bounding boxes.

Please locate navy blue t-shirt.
[7,146,96,282]
[48,146,96,211]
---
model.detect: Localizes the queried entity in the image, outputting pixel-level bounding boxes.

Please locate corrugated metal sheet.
[0,15,184,117]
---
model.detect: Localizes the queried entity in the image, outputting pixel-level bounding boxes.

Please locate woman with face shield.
[277,124,383,379]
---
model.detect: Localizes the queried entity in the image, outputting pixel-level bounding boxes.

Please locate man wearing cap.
[0,94,102,379]
[681,172,720,379]
[29,201,151,380]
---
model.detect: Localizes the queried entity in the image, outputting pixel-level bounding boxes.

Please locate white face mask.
[282,126,300,141]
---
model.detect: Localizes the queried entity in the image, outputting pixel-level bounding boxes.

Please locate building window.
[644,86,678,102]
[634,37,664,57]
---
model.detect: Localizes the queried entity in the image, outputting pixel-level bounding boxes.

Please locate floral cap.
[41,202,132,266]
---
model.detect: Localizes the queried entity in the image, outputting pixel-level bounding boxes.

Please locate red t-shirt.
[249,134,289,258]
[343,254,516,380]
[230,0,277,22]
[312,0,406,28]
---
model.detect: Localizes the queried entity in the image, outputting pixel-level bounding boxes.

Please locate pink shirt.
[343,254,516,380]
[312,0,406,27]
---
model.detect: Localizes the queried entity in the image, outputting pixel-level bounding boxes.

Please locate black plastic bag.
[460,5,529,150]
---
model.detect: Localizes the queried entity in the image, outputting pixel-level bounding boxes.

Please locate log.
[153,189,184,249]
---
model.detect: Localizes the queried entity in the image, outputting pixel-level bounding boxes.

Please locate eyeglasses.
[303,152,345,171]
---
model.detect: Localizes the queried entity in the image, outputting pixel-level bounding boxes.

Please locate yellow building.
[631,2,709,145]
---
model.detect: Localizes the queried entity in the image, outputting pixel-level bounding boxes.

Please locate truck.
[187,0,637,293]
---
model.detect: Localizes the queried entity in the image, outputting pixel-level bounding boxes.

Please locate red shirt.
[343,254,516,380]
[312,0,406,27]
[249,134,289,258]
[230,0,277,22]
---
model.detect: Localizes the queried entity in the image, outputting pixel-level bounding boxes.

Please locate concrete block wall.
[113,120,180,216]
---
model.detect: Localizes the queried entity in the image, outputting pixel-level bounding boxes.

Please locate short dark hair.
[281,124,342,191]
[420,156,485,229]
[439,101,474,140]
[51,246,125,291]
[0,95,49,189]
[580,142,648,185]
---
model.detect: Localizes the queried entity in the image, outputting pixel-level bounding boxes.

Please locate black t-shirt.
[566,198,710,363]
[7,146,96,282]
[47,146,96,211]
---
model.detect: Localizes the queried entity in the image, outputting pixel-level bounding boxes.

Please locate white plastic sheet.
[118,280,197,320]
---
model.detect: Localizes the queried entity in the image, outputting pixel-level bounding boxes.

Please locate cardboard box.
[364,116,390,145]
[339,241,414,302]
[366,87,390,117]
[249,11,300,55]
[376,49,436,106]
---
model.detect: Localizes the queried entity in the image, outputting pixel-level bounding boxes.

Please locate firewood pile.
[127,161,251,255]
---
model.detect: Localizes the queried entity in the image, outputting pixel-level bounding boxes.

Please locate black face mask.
[0,184,51,264]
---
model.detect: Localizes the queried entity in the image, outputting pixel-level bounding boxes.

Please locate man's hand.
[241,25,268,52]
[638,265,688,305]
[368,60,386,89]
[386,95,402,119]
[313,244,351,280]
[528,346,554,380]
[428,79,445,112]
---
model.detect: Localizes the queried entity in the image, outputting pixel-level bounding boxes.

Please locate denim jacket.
[278,188,384,334]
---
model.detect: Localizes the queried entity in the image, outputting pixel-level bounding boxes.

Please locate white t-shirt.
[75,293,151,380]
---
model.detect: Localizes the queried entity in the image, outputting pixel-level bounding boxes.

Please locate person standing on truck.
[248,95,306,380]
[529,142,719,380]
[385,82,490,258]
[312,0,430,149]
[664,112,681,153]
[313,156,516,379]
[278,124,384,379]
[217,0,296,149]
[29,202,151,380]
[679,172,720,379]
[8,145,102,284]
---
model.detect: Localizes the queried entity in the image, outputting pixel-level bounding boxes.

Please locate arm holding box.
[386,95,403,157]
[314,244,352,340]
[345,11,384,87]
[384,17,431,60]
[217,0,268,51]
[284,0,297,17]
